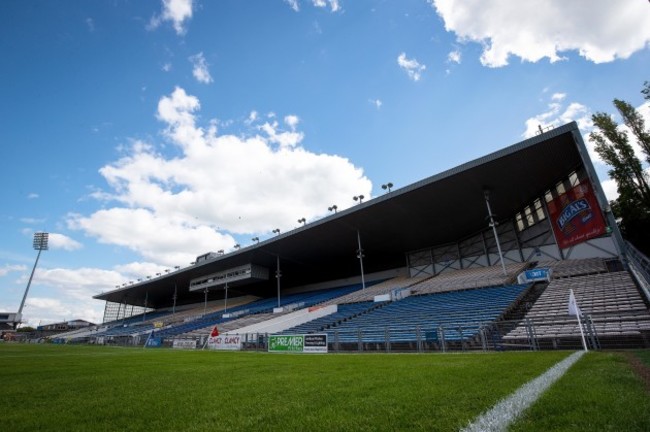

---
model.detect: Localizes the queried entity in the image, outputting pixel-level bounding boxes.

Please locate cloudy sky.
[1,0,649,327]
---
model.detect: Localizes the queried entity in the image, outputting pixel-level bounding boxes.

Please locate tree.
[590,83,650,254]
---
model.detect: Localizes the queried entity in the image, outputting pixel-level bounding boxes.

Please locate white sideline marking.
[460,350,585,432]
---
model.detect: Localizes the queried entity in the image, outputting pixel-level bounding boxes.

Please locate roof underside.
[95,123,587,308]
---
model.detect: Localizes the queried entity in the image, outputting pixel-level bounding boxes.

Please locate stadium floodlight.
[272,228,281,235]
[353,195,365,204]
[328,205,338,213]
[233,244,241,249]
[174,266,180,270]
[484,189,507,276]
[156,273,161,277]
[164,269,170,273]
[381,182,394,193]
[137,279,142,282]
[252,237,259,244]
[217,250,224,255]
[147,276,152,279]
[297,217,306,226]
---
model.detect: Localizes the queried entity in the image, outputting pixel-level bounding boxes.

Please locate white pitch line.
[460,350,586,432]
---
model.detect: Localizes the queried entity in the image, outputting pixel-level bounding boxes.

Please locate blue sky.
[1,0,649,326]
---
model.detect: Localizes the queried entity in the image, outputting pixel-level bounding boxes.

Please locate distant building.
[37,319,95,333]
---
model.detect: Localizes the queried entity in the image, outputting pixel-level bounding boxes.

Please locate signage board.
[546,180,607,249]
[172,339,197,350]
[268,334,327,353]
[207,335,242,351]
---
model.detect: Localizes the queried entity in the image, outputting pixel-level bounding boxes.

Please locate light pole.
[353,195,365,204]
[328,205,338,214]
[233,244,241,250]
[252,237,259,244]
[484,189,508,276]
[16,232,49,328]
[297,217,306,226]
[272,228,281,235]
[381,182,394,193]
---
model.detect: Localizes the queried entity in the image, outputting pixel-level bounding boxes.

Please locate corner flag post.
[569,289,588,352]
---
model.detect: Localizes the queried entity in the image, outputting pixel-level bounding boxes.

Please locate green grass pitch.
[0,344,648,431]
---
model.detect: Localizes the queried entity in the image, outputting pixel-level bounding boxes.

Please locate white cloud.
[15,261,176,327]
[447,50,461,64]
[397,53,426,82]
[369,99,382,109]
[68,87,372,266]
[113,262,171,280]
[27,193,39,199]
[23,296,103,327]
[149,0,194,35]
[430,0,650,67]
[312,0,340,12]
[601,178,619,202]
[285,0,341,13]
[248,111,258,123]
[551,93,566,102]
[85,17,95,32]
[48,233,83,251]
[0,264,27,277]
[284,114,300,130]
[68,208,234,267]
[162,62,172,72]
[522,95,592,140]
[285,0,299,12]
[189,52,213,84]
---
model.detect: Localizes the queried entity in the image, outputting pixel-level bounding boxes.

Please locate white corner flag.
[568,289,581,316]
[568,289,588,351]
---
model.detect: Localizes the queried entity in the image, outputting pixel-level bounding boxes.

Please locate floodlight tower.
[16,232,49,328]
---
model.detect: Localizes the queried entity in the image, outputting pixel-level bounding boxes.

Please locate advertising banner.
[268,334,327,353]
[145,337,162,347]
[172,339,197,349]
[207,335,242,351]
[546,180,607,249]
[303,334,328,353]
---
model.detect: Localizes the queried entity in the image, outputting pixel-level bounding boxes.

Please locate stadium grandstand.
[51,122,650,351]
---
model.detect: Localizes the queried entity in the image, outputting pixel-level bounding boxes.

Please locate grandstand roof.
[94,122,596,308]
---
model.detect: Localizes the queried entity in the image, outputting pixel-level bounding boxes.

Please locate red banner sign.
[547,181,607,249]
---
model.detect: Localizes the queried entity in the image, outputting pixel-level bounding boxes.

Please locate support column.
[224,282,229,314]
[276,255,282,308]
[484,190,508,276]
[172,283,177,314]
[357,230,366,290]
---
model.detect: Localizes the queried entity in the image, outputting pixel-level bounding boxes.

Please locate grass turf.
[509,351,650,432]
[0,345,647,431]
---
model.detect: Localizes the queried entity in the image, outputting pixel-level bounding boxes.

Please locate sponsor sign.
[546,181,607,249]
[153,321,164,329]
[145,337,162,347]
[303,334,328,353]
[172,339,197,350]
[207,335,242,351]
[268,334,327,353]
[518,268,552,284]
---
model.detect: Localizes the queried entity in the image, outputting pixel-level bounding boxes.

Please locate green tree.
[590,84,650,254]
